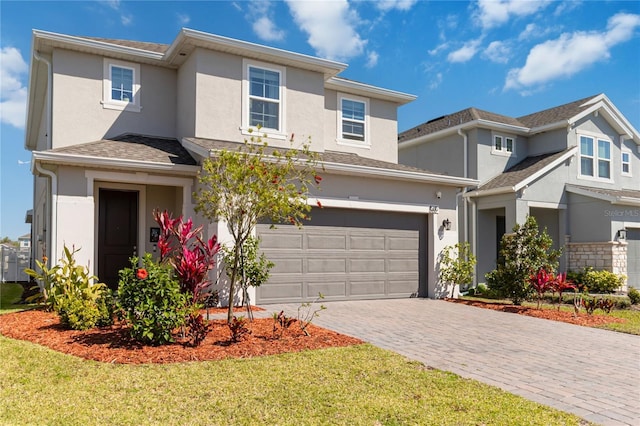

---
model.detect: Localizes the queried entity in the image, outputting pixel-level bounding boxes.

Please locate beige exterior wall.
[176,51,197,139]
[51,49,177,148]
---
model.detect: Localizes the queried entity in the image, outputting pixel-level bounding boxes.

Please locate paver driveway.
[264,299,640,426]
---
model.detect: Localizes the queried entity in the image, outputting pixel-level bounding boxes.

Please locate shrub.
[25,245,111,330]
[485,216,561,305]
[582,269,624,294]
[476,283,488,295]
[628,287,640,305]
[117,254,189,345]
[438,242,477,298]
[228,316,251,342]
[222,236,274,306]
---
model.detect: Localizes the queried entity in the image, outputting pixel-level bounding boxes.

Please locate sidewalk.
[261,298,640,426]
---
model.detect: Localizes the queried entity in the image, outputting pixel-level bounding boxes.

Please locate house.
[398,94,640,290]
[18,233,31,252]
[24,28,477,304]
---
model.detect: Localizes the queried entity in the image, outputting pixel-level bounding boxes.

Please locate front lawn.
[0,336,586,425]
[0,282,35,314]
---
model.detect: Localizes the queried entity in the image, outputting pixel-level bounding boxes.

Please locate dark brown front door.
[98,189,138,290]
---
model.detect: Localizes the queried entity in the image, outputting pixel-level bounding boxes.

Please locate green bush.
[628,287,640,305]
[438,242,477,298]
[24,245,111,330]
[582,269,624,294]
[485,216,561,305]
[476,283,488,295]
[117,254,189,345]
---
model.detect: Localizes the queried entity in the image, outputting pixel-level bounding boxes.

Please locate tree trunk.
[226,241,242,323]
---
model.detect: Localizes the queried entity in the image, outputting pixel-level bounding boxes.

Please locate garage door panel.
[308,281,346,298]
[351,280,385,296]
[256,208,426,303]
[627,229,639,289]
[350,235,385,250]
[307,234,347,250]
[308,259,346,273]
[261,233,303,250]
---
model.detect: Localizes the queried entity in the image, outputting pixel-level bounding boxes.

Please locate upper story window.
[102,59,141,112]
[491,134,515,156]
[579,134,611,180]
[337,94,369,147]
[622,148,632,176]
[242,59,286,140]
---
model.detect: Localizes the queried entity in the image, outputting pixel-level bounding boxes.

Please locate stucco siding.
[528,128,566,156]
[621,138,639,190]
[476,128,523,183]
[51,49,176,148]
[567,193,612,242]
[144,185,178,256]
[398,133,464,177]
[522,161,569,204]
[176,52,197,139]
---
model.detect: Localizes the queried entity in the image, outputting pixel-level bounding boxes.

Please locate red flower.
[316,200,323,208]
[314,175,322,184]
[137,268,148,280]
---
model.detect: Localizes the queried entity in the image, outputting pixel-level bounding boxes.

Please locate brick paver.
[262,299,640,426]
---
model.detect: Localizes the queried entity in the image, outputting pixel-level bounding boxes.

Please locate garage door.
[255,208,427,303]
[627,229,639,289]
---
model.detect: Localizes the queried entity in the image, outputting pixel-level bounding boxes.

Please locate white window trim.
[337,93,370,148]
[621,148,632,177]
[241,59,287,140]
[577,132,614,182]
[102,59,141,112]
[491,133,516,156]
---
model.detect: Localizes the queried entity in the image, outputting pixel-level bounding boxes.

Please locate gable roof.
[83,37,169,54]
[183,137,478,187]
[468,147,577,197]
[566,185,640,207]
[33,134,199,173]
[399,94,640,148]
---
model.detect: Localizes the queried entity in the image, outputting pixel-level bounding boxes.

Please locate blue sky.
[1,0,639,240]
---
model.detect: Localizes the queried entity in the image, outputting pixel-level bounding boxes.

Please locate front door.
[98,189,138,290]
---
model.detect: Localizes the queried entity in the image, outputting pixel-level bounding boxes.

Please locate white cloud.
[483,40,510,63]
[253,16,286,41]
[475,0,550,30]
[447,39,482,63]
[285,0,366,61]
[375,0,418,12]
[365,51,379,68]
[121,14,133,26]
[429,72,443,90]
[428,42,449,56]
[518,23,559,41]
[177,13,190,26]
[505,13,640,91]
[0,47,28,128]
[554,0,582,17]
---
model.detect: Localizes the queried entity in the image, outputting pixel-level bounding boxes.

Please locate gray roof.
[477,149,573,191]
[185,137,440,175]
[84,37,169,54]
[566,185,640,201]
[399,94,601,142]
[51,134,197,165]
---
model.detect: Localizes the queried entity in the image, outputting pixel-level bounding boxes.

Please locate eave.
[325,77,417,105]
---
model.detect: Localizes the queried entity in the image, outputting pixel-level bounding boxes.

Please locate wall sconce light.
[442,218,451,230]
[436,191,442,199]
[618,229,627,240]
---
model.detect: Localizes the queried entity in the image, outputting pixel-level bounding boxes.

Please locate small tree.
[438,242,476,298]
[485,216,562,305]
[195,132,322,322]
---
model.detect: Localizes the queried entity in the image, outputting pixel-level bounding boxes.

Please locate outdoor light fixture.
[442,218,451,230]
[618,229,627,240]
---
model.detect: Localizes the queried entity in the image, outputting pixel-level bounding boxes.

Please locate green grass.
[0,337,585,426]
[0,282,36,314]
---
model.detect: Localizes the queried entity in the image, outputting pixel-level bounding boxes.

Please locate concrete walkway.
[260,299,640,426]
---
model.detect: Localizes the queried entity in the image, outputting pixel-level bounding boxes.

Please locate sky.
[1,0,639,240]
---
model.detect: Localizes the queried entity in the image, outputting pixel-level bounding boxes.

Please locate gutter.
[32,161,57,267]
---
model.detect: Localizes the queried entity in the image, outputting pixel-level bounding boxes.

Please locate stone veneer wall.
[566,241,628,290]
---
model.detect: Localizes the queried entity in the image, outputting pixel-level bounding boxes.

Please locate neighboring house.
[398,94,640,290]
[18,233,31,252]
[25,29,477,303]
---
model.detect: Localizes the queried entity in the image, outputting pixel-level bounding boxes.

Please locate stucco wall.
[51,49,177,148]
[398,133,465,177]
[176,51,197,139]
[567,193,612,242]
[528,128,567,156]
[475,128,525,183]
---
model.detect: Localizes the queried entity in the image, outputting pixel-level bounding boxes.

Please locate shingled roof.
[566,185,640,201]
[51,134,196,165]
[185,137,441,175]
[399,95,601,143]
[83,37,169,54]
[476,149,574,192]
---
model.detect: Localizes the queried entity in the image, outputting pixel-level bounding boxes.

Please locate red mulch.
[0,309,362,365]
[447,298,627,327]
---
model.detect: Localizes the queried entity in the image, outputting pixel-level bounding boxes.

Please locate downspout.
[458,128,477,283]
[33,161,57,267]
[33,50,52,148]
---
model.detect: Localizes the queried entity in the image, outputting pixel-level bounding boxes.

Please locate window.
[579,134,611,180]
[622,149,632,176]
[102,59,141,112]
[242,60,286,139]
[337,94,369,146]
[491,134,515,155]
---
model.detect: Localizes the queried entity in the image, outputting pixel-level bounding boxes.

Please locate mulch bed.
[447,298,627,327]
[0,309,362,365]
